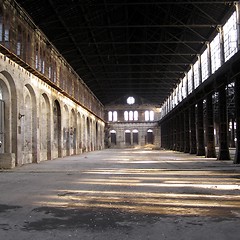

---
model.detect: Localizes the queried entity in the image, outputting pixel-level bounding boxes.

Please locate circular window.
[127,96,135,105]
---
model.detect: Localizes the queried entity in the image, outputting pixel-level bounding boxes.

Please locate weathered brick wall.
[0,53,105,168]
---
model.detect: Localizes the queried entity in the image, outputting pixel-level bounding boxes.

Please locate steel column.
[205,94,216,158]
[217,85,230,160]
[196,100,206,156]
[234,77,240,163]
[189,105,197,154]
[184,109,190,153]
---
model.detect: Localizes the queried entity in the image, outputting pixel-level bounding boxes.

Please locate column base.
[0,153,16,169]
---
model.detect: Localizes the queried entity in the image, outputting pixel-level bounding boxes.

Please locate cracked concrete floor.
[1,148,240,240]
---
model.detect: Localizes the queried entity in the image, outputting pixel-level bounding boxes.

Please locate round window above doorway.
[127,96,135,105]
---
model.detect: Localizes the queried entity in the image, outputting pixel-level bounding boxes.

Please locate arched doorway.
[125,130,131,146]
[110,130,117,145]
[96,122,99,150]
[70,109,77,155]
[147,129,154,144]
[22,85,37,164]
[133,129,139,145]
[82,115,86,152]
[53,100,61,158]
[63,105,70,156]
[40,93,51,161]
[77,112,82,153]
[0,71,17,167]
[87,117,90,151]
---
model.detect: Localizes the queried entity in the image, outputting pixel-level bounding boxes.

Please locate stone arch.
[53,100,61,158]
[0,71,17,167]
[22,84,37,164]
[40,93,51,161]
[0,79,10,154]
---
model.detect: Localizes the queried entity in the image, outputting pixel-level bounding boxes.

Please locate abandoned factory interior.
[0,0,240,169]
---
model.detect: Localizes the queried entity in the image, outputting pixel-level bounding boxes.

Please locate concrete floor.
[1,148,240,240]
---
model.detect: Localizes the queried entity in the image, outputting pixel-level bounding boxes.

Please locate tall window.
[17,25,22,56]
[210,33,221,73]
[48,66,52,79]
[223,11,237,61]
[201,48,209,82]
[129,111,133,121]
[42,50,45,74]
[4,14,10,48]
[53,61,57,82]
[26,34,31,63]
[113,111,117,121]
[108,111,113,121]
[124,111,128,121]
[134,111,138,121]
[108,111,117,122]
[145,111,154,121]
[188,67,193,94]
[193,60,200,88]
[149,111,154,121]
[124,111,138,121]
[178,81,182,101]
[35,43,39,69]
[182,76,187,99]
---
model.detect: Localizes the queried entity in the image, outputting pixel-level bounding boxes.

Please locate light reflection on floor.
[36,163,240,218]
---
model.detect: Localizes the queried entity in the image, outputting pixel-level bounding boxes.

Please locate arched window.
[35,42,39,69]
[42,50,45,74]
[145,110,154,121]
[26,33,31,64]
[129,111,133,121]
[17,25,22,56]
[113,111,117,121]
[4,14,10,48]
[145,111,149,121]
[108,111,113,121]
[134,111,138,120]
[53,61,57,82]
[48,65,52,79]
[124,111,128,121]
[149,111,154,121]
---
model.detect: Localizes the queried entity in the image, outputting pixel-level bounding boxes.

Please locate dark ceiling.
[15,0,235,106]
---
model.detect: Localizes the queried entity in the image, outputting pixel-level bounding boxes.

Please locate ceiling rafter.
[47,0,106,95]
[15,0,235,105]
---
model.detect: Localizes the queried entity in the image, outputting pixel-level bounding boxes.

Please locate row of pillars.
[161,77,240,163]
